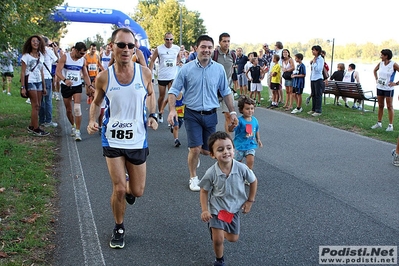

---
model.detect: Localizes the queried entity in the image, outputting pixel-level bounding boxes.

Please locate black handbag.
[283,71,293,80]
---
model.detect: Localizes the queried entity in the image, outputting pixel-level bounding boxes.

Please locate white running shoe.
[392,150,399,167]
[75,130,82,141]
[71,127,76,137]
[291,108,303,114]
[44,121,58,128]
[386,125,394,132]
[26,98,31,104]
[371,123,382,129]
[189,176,200,191]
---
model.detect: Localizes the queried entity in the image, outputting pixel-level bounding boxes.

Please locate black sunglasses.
[114,42,135,49]
[165,38,173,41]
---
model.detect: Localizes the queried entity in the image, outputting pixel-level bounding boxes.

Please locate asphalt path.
[53,87,399,266]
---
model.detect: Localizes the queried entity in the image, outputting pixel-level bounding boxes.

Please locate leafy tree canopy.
[0,0,67,53]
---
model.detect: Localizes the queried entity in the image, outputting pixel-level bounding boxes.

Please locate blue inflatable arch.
[51,6,150,48]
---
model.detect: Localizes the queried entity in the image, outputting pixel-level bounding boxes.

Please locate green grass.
[255,87,398,144]
[0,69,59,265]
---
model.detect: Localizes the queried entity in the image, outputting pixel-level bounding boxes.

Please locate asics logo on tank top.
[135,83,144,90]
[110,87,121,91]
[111,121,133,128]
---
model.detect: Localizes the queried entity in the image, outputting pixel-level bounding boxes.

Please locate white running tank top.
[62,52,84,86]
[157,44,180,80]
[376,61,395,91]
[102,63,148,149]
[101,51,112,70]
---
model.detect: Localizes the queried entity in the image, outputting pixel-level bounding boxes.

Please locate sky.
[60,0,398,49]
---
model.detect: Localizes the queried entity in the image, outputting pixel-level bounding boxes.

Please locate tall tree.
[0,0,66,51]
[133,0,206,48]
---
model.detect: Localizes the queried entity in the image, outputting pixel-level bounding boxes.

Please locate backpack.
[212,49,237,63]
[212,49,237,99]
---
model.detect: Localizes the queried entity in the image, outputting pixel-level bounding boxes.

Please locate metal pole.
[330,38,335,76]
[179,6,182,46]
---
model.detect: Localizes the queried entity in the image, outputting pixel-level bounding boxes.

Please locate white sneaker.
[312,112,322,117]
[44,121,58,128]
[2,90,6,93]
[371,123,382,129]
[386,125,394,132]
[71,127,76,137]
[75,130,82,141]
[189,176,200,191]
[291,108,303,114]
[158,113,163,123]
[392,150,399,167]
[55,93,60,101]
[26,98,31,104]
[7,92,11,96]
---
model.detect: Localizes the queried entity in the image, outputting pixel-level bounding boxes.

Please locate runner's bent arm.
[87,69,106,134]
[148,48,158,74]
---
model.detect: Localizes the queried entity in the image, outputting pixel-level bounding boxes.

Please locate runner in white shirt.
[148,32,181,123]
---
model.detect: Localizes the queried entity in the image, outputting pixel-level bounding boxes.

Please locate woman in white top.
[281,49,295,111]
[20,35,48,136]
[371,49,399,131]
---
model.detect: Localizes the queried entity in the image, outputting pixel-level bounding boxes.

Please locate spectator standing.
[1,48,14,96]
[308,45,325,117]
[234,47,248,96]
[20,35,49,136]
[262,43,274,101]
[267,54,281,109]
[39,36,58,128]
[371,49,399,131]
[281,49,295,111]
[291,53,306,114]
[246,57,264,105]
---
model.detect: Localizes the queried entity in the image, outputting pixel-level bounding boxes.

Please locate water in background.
[262,63,399,110]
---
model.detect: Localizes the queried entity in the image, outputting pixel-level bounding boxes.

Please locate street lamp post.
[178,0,185,46]
[327,38,335,76]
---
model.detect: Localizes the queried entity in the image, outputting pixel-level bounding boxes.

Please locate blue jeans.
[39,79,53,124]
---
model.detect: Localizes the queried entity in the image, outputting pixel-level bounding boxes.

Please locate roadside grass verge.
[257,88,398,144]
[0,70,59,265]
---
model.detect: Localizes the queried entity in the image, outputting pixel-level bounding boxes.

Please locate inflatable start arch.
[51,6,150,48]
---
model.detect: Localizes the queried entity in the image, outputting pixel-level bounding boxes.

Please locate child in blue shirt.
[291,53,306,114]
[229,95,262,170]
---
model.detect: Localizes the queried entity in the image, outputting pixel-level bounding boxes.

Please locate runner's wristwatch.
[149,113,158,122]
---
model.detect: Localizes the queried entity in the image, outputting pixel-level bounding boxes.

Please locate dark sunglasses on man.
[114,42,135,49]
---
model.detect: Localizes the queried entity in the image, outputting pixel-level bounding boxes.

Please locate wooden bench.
[334,81,377,112]
[323,80,339,104]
